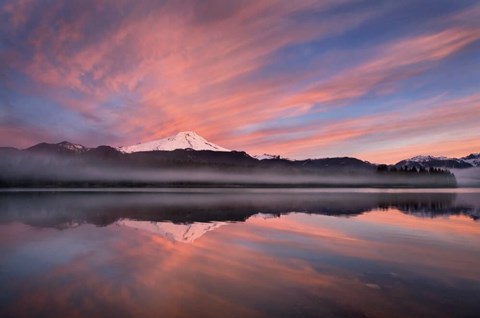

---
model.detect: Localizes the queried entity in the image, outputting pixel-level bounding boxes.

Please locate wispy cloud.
[0,0,478,160]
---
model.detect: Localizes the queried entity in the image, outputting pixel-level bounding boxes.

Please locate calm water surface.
[0,189,479,318]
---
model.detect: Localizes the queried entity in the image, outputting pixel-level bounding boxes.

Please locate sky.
[0,0,479,163]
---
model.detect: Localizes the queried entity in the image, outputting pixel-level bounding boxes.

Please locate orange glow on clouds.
[0,0,479,162]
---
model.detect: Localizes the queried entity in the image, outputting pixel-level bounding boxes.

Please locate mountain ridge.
[5,131,480,169]
[13,131,478,170]
[395,154,480,169]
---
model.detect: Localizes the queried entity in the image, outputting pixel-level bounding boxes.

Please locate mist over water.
[452,167,480,187]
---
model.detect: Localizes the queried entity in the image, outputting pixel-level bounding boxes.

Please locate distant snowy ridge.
[408,155,449,162]
[396,153,480,169]
[118,131,231,153]
[252,153,290,160]
[57,141,89,153]
[463,153,480,167]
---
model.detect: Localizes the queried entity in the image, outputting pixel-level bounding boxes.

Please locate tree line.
[376,165,453,175]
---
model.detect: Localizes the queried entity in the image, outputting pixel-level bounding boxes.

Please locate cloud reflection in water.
[0,190,479,317]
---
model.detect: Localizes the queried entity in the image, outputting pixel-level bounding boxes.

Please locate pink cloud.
[1,1,479,161]
[285,28,480,107]
[228,93,480,162]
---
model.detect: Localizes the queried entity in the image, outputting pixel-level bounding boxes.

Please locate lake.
[0,189,479,318]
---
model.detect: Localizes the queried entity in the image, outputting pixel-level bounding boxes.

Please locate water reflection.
[0,190,479,229]
[0,189,479,317]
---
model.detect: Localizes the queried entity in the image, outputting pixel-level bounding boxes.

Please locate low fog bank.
[452,168,480,187]
[0,151,456,188]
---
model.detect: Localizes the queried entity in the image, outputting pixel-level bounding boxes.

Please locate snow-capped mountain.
[116,219,228,243]
[395,154,480,169]
[118,131,231,153]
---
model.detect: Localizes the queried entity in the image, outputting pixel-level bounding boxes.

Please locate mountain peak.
[461,153,480,167]
[462,153,480,159]
[118,131,230,153]
[176,131,198,137]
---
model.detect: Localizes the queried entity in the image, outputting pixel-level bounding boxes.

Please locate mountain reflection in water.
[0,189,479,318]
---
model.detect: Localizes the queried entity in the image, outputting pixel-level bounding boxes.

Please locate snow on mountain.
[116,219,228,243]
[118,131,231,153]
[396,154,479,169]
[408,155,449,162]
[252,153,290,160]
[462,153,480,167]
[26,141,89,154]
[57,141,89,153]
